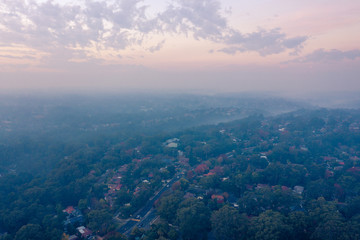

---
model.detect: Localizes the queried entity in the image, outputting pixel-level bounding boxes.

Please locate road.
[117,173,182,236]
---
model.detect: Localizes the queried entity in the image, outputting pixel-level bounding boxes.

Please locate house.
[63,207,84,226]
[166,142,178,148]
[104,195,114,207]
[77,226,93,239]
[63,206,76,215]
[293,186,304,195]
[300,146,309,151]
[211,195,224,204]
[256,184,270,190]
[334,166,343,171]
[69,235,79,240]
[164,138,180,148]
[165,138,180,144]
[64,215,84,226]
[204,172,215,177]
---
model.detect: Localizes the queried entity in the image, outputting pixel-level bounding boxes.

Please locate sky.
[0,0,360,94]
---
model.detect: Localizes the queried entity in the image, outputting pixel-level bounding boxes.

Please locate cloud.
[218,47,242,55]
[284,49,360,63]
[0,0,308,63]
[159,0,306,56]
[0,54,36,59]
[219,29,307,56]
[158,0,227,41]
[148,40,166,53]
[0,0,149,52]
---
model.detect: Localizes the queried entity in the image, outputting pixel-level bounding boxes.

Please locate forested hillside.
[1,95,359,240]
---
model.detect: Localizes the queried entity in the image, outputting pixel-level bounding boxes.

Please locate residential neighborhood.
[58,109,360,239]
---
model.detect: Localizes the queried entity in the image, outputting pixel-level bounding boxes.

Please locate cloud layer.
[0,0,307,62]
[284,49,360,63]
[220,29,308,56]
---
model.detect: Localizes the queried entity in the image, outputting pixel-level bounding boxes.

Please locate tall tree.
[211,205,248,240]
[249,210,292,240]
[176,198,210,240]
[14,224,44,240]
[157,192,183,223]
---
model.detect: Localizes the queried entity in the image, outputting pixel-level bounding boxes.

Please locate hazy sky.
[0,0,359,93]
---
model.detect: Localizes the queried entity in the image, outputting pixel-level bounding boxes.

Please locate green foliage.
[87,209,113,232]
[142,223,178,240]
[129,227,144,240]
[14,224,44,240]
[310,215,350,240]
[238,186,300,216]
[157,192,183,223]
[176,198,210,240]
[249,210,292,240]
[1,98,360,240]
[211,205,248,240]
[115,189,132,207]
[199,174,220,189]
[286,211,310,240]
[104,232,128,240]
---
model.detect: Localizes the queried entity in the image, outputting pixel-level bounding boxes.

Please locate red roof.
[63,206,75,214]
[204,172,215,176]
[211,195,224,204]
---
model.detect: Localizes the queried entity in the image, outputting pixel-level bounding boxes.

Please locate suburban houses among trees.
[1,96,360,240]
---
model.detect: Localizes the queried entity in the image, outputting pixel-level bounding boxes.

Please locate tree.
[344,196,360,219]
[78,198,88,211]
[157,192,183,223]
[15,224,44,240]
[211,205,248,240]
[142,223,178,240]
[176,198,210,240]
[287,211,310,240]
[306,179,333,200]
[104,231,128,240]
[310,214,350,240]
[249,210,292,240]
[348,214,360,240]
[306,197,353,239]
[129,227,144,240]
[199,174,220,189]
[87,209,113,233]
[115,189,132,206]
[2,209,28,233]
